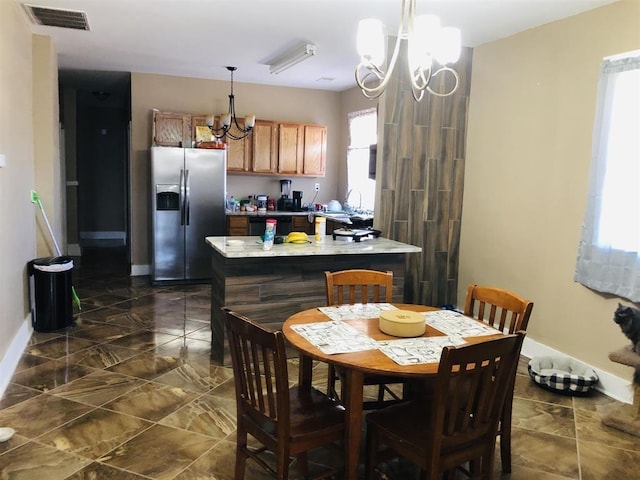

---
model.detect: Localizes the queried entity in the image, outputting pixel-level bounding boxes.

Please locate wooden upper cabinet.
[251,120,277,174]
[277,123,326,177]
[278,123,304,175]
[153,111,192,146]
[225,119,251,172]
[152,110,325,177]
[303,125,326,176]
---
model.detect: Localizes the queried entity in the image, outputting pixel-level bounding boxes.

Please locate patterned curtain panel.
[574,53,640,302]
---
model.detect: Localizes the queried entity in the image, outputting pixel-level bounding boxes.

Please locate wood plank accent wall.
[377,46,473,308]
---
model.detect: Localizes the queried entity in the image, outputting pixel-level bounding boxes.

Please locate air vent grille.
[23,4,89,30]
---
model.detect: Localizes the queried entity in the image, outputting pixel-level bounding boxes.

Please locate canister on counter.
[314,216,326,243]
[263,219,277,250]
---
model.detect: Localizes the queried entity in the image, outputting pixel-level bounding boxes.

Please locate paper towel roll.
[379,310,425,337]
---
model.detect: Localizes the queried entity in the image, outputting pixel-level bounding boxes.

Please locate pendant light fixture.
[206,66,255,141]
[355,0,461,101]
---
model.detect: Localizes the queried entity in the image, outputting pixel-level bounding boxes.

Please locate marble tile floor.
[1,246,639,479]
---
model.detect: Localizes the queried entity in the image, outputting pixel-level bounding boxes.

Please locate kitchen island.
[206,235,421,364]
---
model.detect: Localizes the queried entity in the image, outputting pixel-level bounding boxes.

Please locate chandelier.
[355,0,461,101]
[206,66,255,141]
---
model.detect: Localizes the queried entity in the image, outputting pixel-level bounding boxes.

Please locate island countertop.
[205,235,421,258]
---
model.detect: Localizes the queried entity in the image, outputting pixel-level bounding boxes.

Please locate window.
[347,108,377,211]
[574,51,640,301]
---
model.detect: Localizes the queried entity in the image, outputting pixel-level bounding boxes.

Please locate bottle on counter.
[263,218,277,250]
[314,216,326,243]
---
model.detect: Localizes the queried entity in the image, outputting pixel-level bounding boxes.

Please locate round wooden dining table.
[283,304,443,480]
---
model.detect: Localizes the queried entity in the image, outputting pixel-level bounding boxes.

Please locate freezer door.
[184,148,227,280]
[151,147,186,281]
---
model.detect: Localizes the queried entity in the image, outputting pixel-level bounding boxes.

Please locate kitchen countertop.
[225,210,311,217]
[206,235,421,258]
[225,210,375,227]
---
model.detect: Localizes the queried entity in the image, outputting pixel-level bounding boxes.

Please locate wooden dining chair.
[324,269,405,409]
[365,332,526,480]
[464,284,534,473]
[224,308,345,480]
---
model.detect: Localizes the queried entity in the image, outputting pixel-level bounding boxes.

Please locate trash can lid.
[32,256,73,272]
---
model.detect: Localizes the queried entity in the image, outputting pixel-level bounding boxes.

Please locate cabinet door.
[227,216,249,236]
[153,111,191,147]
[278,124,303,175]
[226,119,251,172]
[303,125,327,176]
[292,215,314,234]
[252,120,277,174]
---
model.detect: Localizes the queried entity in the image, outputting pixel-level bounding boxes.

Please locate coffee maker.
[277,179,293,211]
[292,191,303,211]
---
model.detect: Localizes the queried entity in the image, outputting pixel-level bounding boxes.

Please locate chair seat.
[367,401,430,448]
[288,386,345,443]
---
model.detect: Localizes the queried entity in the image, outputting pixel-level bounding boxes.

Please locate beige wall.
[460,0,640,381]
[130,73,345,269]
[33,34,62,257]
[0,2,37,367]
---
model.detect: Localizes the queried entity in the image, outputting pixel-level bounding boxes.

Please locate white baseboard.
[131,264,150,276]
[522,337,633,404]
[79,231,126,240]
[0,316,33,399]
[67,243,81,256]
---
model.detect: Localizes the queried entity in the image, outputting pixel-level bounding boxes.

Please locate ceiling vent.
[22,4,90,30]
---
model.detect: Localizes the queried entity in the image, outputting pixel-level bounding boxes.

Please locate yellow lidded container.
[379,310,426,337]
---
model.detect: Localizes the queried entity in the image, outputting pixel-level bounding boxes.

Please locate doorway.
[59,70,131,272]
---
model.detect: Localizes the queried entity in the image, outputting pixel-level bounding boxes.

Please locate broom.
[31,190,81,310]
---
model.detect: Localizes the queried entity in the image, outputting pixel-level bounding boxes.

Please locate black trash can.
[28,256,74,332]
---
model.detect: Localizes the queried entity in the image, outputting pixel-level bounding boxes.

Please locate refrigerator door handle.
[180,169,186,226]
[184,169,190,226]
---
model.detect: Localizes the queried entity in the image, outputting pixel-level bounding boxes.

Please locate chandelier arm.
[410,64,433,92]
[354,0,460,101]
[425,67,460,97]
[207,66,253,141]
[411,88,425,102]
[355,17,405,97]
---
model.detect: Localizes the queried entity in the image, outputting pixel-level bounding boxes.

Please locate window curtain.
[574,54,640,302]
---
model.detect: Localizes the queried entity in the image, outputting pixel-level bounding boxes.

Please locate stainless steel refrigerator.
[151,146,226,283]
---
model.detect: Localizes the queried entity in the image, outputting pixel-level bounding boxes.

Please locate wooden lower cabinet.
[227,216,248,236]
[292,215,314,234]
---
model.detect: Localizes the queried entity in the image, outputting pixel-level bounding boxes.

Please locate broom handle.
[37,201,62,257]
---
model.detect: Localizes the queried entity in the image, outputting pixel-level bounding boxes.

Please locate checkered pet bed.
[528,356,598,393]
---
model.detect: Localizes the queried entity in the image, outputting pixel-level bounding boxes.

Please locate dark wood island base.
[207,236,421,365]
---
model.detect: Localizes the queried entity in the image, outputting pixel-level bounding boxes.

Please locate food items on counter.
[285,232,311,244]
[263,219,277,250]
[314,216,326,243]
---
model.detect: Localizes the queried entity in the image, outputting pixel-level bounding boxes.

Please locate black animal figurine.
[613,303,640,353]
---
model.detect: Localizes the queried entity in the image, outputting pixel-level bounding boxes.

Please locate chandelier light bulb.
[220,113,232,128]
[435,27,462,65]
[357,18,385,67]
